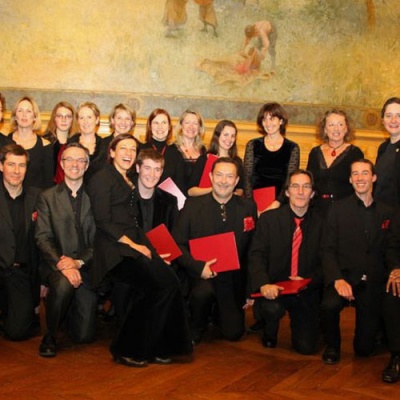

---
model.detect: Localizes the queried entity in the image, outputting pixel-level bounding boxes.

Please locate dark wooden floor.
[0,307,397,400]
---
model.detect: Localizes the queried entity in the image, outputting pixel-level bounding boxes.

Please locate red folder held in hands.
[252,187,276,213]
[146,224,182,262]
[198,154,218,188]
[251,278,312,297]
[189,231,240,273]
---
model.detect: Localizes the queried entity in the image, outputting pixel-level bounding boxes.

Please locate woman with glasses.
[140,108,185,192]
[44,101,78,184]
[7,96,54,189]
[306,109,363,217]
[244,102,299,212]
[88,134,192,367]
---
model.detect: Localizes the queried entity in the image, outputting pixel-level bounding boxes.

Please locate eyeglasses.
[62,157,88,165]
[288,184,313,191]
[220,203,227,222]
[55,114,73,120]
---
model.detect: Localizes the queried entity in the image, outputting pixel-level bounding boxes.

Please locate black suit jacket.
[0,183,40,276]
[321,194,393,286]
[173,193,257,278]
[87,164,154,286]
[248,204,323,292]
[35,182,96,281]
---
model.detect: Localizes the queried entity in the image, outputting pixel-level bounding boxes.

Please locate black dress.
[8,133,54,189]
[88,164,192,361]
[307,144,364,216]
[244,137,300,202]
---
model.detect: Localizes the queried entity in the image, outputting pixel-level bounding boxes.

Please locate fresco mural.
[0,0,399,120]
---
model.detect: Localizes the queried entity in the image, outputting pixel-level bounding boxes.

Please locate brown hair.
[145,108,173,143]
[256,102,288,136]
[317,108,354,142]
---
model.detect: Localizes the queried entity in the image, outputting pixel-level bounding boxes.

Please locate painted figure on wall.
[195,0,218,37]
[163,0,189,38]
[198,19,277,86]
[241,20,276,71]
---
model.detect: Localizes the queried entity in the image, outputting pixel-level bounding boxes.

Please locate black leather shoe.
[113,355,148,368]
[39,334,57,358]
[322,346,340,365]
[152,356,173,365]
[247,320,265,333]
[262,337,277,348]
[382,355,400,383]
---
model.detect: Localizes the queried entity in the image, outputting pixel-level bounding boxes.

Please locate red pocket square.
[243,216,255,232]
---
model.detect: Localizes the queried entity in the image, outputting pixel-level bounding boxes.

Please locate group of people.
[0,93,399,385]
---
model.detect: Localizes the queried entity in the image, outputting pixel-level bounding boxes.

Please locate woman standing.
[0,93,7,147]
[103,103,136,150]
[88,134,192,367]
[8,96,54,189]
[307,109,364,216]
[174,110,206,195]
[140,108,185,192]
[188,119,244,197]
[44,101,78,184]
[68,102,106,181]
[244,102,299,211]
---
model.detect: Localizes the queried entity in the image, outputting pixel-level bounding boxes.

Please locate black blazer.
[321,194,394,286]
[87,164,154,286]
[376,139,400,206]
[173,193,257,278]
[248,204,323,292]
[0,184,40,275]
[35,182,96,281]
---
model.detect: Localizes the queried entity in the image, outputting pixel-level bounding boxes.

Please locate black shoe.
[113,354,148,368]
[247,320,265,333]
[262,337,277,348]
[322,346,340,365]
[382,355,400,383]
[39,334,57,358]
[152,356,173,365]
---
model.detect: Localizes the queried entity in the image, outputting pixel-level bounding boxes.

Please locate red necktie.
[291,218,303,277]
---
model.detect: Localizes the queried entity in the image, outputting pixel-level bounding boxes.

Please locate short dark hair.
[211,157,239,175]
[107,133,139,164]
[350,158,376,175]
[61,142,90,163]
[381,97,400,118]
[136,148,165,168]
[285,169,314,190]
[0,143,29,164]
[256,102,289,136]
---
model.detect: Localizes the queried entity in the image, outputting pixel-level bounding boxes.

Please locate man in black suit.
[36,143,97,357]
[0,144,40,340]
[173,157,257,344]
[248,169,323,354]
[320,159,393,364]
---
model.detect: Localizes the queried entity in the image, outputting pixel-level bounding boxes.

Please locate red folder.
[145,224,182,262]
[198,154,218,188]
[189,231,240,273]
[253,186,276,213]
[251,278,312,297]
[158,177,186,210]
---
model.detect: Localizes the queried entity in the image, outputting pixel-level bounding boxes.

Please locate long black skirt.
[109,255,192,360]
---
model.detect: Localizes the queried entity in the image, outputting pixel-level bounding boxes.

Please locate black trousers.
[110,256,192,360]
[383,292,400,353]
[2,266,36,340]
[45,269,98,343]
[189,270,245,342]
[258,289,320,355]
[320,281,384,356]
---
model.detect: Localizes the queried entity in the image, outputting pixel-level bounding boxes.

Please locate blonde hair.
[10,96,42,133]
[175,109,205,150]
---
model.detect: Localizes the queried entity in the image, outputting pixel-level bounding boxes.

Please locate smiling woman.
[87,133,192,367]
